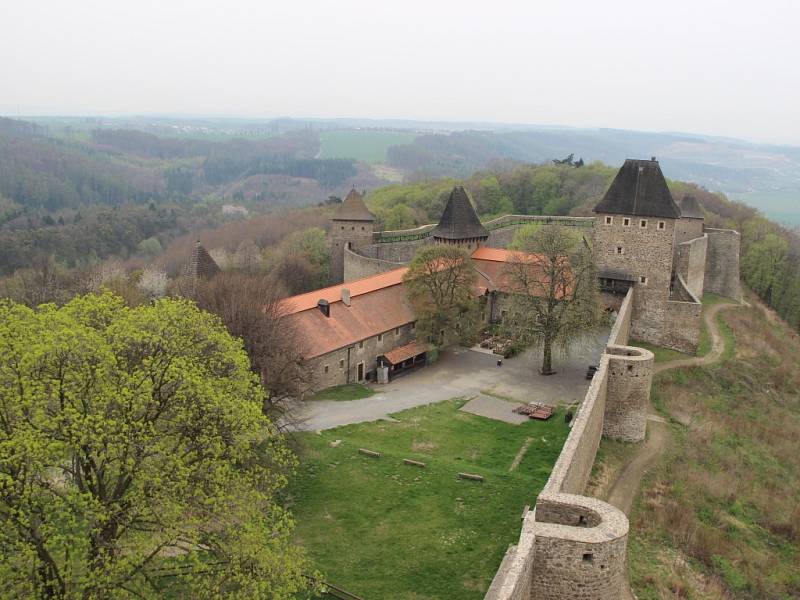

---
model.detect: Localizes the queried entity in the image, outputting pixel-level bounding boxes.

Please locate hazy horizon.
[3,0,799,145]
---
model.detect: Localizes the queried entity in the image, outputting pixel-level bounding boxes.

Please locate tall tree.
[0,293,311,599]
[501,225,600,375]
[194,272,314,422]
[403,245,479,346]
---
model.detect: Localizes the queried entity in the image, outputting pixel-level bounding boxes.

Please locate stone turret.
[593,158,682,345]
[330,188,375,284]
[432,186,489,250]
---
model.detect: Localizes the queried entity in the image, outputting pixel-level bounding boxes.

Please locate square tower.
[593,158,681,345]
[330,188,376,284]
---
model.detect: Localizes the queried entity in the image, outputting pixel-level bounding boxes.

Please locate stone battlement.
[485,288,654,600]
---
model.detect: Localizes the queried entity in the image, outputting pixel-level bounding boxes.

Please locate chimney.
[651,156,657,162]
[317,299,330,318]
[342,288,351,307]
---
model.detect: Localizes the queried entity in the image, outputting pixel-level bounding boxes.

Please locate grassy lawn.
[308,383,375,401]
[286,399,569,599]
[319,130,417,163]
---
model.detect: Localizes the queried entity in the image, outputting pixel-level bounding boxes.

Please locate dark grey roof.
[679,194,704,219]
[593,159,681,219]
[432,186,489,240]
[184,241,220,280]
[333,188,375,222]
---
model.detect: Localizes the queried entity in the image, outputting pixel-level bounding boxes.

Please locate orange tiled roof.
[471,246,525,262]
[383,340,433,365]
[281,267,408,315]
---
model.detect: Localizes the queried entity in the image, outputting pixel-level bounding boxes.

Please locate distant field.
[731,190,800,226]
[287,399,569,599]
[318,130,417,163]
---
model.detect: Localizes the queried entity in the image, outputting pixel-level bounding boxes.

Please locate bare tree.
[194,272,314,425]
[501,225,600,375]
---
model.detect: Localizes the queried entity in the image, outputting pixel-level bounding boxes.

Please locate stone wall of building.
[602,346,653,442]
[593,214,676,349]
[674,217,704,246]
[307,322,416,390]
[485,288,649,600]
[343,246,405,282]
[704,228,742,300]
[674,234,708,299]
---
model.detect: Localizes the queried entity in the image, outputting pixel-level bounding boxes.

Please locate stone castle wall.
[674,234,708,299]
[486,288,653,600]
[664,281,703,354]
[704,228,742,300]
[330,219,376,283]
[343,246,405,282]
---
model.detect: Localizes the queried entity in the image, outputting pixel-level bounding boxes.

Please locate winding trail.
[604,300,741,599]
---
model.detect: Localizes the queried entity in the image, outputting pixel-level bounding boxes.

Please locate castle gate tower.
[593,158,682,345]
[330,188,375,284]
[432,186,489,251]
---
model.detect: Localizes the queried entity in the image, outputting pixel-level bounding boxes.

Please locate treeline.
[366,162,616,229]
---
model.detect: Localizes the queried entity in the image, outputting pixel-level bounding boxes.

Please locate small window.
[351,226,355,230]
[324,365,329,374]
[411,322,416,331]
[605,216,613,225]
[377,333,383,342]
[582,553,593,563]
[358,341,364,349]
[339,359,344,368]
[394,327,399,335]
[616,246,624,255]
[361,226,365,231]
[640,219,647,228]
[623,217,630,227]
[658,221,666,230]
[640,276,648,285]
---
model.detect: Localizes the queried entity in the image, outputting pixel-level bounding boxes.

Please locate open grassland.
[319,130,417,163]
[286,399,569,599]
[623,298,800,599]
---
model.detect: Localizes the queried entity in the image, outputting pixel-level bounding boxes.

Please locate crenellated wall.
[485,288,654,600]
[704,228,742,300]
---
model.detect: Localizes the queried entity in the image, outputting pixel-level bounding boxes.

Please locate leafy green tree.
[0,293,311,599]
[501,225,600,375]
[403,245,479,346]
[742,232,788,304]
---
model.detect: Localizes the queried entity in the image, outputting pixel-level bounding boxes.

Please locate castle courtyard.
[295,326,609,431]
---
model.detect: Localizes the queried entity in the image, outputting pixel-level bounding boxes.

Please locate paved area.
[460,394,530,424]
[293,327,609,431]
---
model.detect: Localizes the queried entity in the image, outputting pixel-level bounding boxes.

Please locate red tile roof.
[383,340,433,365]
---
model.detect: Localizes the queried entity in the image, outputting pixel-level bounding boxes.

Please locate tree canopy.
[0,293,310,599]
[403,245,479,346]
[501,225,600,375]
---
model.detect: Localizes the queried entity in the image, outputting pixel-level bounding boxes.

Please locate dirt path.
[607,301,740,600]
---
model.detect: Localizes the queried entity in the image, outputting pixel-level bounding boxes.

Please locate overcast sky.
[2,0,798,144]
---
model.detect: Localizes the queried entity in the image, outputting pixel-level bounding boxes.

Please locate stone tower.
[330,188,375,284]
[674,194,705,245]
[593,158,682,345]
[432,186,489,250]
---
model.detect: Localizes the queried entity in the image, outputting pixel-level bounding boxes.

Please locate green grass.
[318,130,417,163]
[286,399,570,599]
[309,383,375,401]
[625,302,800,599]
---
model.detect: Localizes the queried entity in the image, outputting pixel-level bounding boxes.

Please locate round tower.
[330,188,375,284]
[432,186,489,251]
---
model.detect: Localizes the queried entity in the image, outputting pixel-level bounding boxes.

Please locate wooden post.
[458,472,484,482]
[403,458,426,468]
[358,448,381,458]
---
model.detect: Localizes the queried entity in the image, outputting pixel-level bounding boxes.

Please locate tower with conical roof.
[432,186,489,251]
[330,188,375,283]
[593,158,682,344]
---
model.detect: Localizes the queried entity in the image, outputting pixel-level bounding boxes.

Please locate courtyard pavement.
[293,327,609,431]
